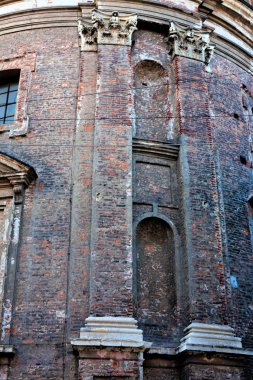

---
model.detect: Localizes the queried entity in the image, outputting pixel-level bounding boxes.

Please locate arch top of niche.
[134,212,180,245]
[133,58,166,71]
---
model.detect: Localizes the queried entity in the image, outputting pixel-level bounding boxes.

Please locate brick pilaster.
[89,44,133,316]
[174,56,228,324]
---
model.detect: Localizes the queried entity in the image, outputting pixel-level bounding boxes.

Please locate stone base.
[71,320,253,379]
[71,316,144,348]
[71,316,144,380]
[178,322,245,354]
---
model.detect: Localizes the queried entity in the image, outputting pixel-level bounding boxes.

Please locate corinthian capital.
[167,22,215,70]
[78,18,98,51]
[92,9,137,46]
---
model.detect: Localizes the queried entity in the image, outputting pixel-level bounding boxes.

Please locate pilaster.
[73,9,144,379]
[65,14,98,379]
[167,26,228,326]
[87,9,137,318]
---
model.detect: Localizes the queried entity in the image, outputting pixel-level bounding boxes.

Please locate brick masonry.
[89,43,133,317]
[0,26,80,379]
[0,4,251,380]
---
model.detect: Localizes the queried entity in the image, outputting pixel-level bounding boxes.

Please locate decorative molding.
[0,153,36,204]
[133,138,180,161]
[199,0,224,15]
[93,9,138,46]
[167,21,215,71]
[0,153,37,185]
[78,18,97,51]
[71,316,144,348]
[0,53,36,138]
[78,9,138,48]
[0,6,250,71]
[9,116,30,138]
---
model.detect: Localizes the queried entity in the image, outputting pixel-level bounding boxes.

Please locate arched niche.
[134,215,177,343]
[134,60,169,141]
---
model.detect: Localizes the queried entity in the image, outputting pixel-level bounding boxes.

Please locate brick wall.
[0,12,251,380]
[0,26,80,379]
[208,54,253,348]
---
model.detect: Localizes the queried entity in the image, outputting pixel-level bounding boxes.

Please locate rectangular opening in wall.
[0,69,20,125]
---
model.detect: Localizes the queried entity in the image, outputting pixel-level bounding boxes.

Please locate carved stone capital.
[167,22,215,70]
[78,10,138,48]
[78,18,98,52]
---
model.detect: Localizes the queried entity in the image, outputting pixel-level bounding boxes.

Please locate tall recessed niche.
[135,216,177,344]
[134,60,169,141]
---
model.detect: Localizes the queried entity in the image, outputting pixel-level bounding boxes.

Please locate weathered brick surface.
[78,348,140,380]
[64,49,98,378]
[180,363,243,380]
[136,217,177,344]
[132,29,173,142]
[132,29,183,347]
[0,26,80,379]
[0,7,251,380]
[89,44,133,317]
[134,60,169,141]
[208,55,253,349]
[174,56,229,324]
[143,354,179,380]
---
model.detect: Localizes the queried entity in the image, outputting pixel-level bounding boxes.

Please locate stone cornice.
[199,0,253,45]
[238,0,253,10]
[0,0,22,4]
[0,8,80,36]
[223,0,253,16]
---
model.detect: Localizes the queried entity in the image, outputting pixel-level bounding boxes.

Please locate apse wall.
[0,0,251,379]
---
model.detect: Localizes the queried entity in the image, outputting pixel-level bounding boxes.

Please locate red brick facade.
[0,1,252,379]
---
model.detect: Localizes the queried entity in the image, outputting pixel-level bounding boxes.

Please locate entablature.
[0,0,251,72]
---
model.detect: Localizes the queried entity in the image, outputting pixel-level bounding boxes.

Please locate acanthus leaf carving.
[78,9,138,48]
[78,19,98,52]
[167,22,215,71]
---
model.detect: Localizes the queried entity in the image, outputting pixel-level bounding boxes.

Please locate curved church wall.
[0,0,251,379]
